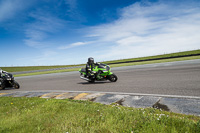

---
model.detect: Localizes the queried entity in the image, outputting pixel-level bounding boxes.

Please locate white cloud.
[85,1,200,61]
[58,41,92,49]
[0,0,33,22]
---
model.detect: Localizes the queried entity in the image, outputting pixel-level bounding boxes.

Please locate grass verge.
[14,68,79,77]
[102,49,200,64]
[0,97,200,133]
[1,65,83,73]
[109,55,200,68]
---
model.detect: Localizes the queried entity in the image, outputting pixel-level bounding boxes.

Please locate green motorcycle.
[79,63,118,83]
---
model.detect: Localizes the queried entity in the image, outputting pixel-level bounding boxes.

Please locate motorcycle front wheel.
[108,74,118,82]
[0,79,5,90]
[13,81,20,89]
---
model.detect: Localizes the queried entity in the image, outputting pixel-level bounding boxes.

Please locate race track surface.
[2,60,200,97]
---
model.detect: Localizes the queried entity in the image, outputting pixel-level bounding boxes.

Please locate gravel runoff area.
[0,91,200,116]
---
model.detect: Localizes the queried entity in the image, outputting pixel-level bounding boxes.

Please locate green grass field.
[1,65,82,73]
[0,97,199,133]
[102,49,200,64]
[110,55,200,68]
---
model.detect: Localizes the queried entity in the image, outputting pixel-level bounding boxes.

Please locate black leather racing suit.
[86,62,94,77]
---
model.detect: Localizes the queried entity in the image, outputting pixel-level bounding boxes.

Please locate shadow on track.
[78,81,112,85]
[0,87,18,91]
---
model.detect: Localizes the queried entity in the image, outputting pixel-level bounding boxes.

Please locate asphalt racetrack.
[2,60,200,97]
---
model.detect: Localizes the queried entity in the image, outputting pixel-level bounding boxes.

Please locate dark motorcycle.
[0,72,20,90]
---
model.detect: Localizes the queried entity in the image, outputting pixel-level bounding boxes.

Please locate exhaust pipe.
[80,76,90,81]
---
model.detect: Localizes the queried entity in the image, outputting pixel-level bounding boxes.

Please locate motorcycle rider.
[86,57,95,78]
[0,69,6,78]
[86,57,100,79]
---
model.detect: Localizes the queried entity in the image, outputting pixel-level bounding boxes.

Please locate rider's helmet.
[88,57,94,65]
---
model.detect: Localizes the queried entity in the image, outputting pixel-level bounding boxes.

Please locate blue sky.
[0,0,200,66]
